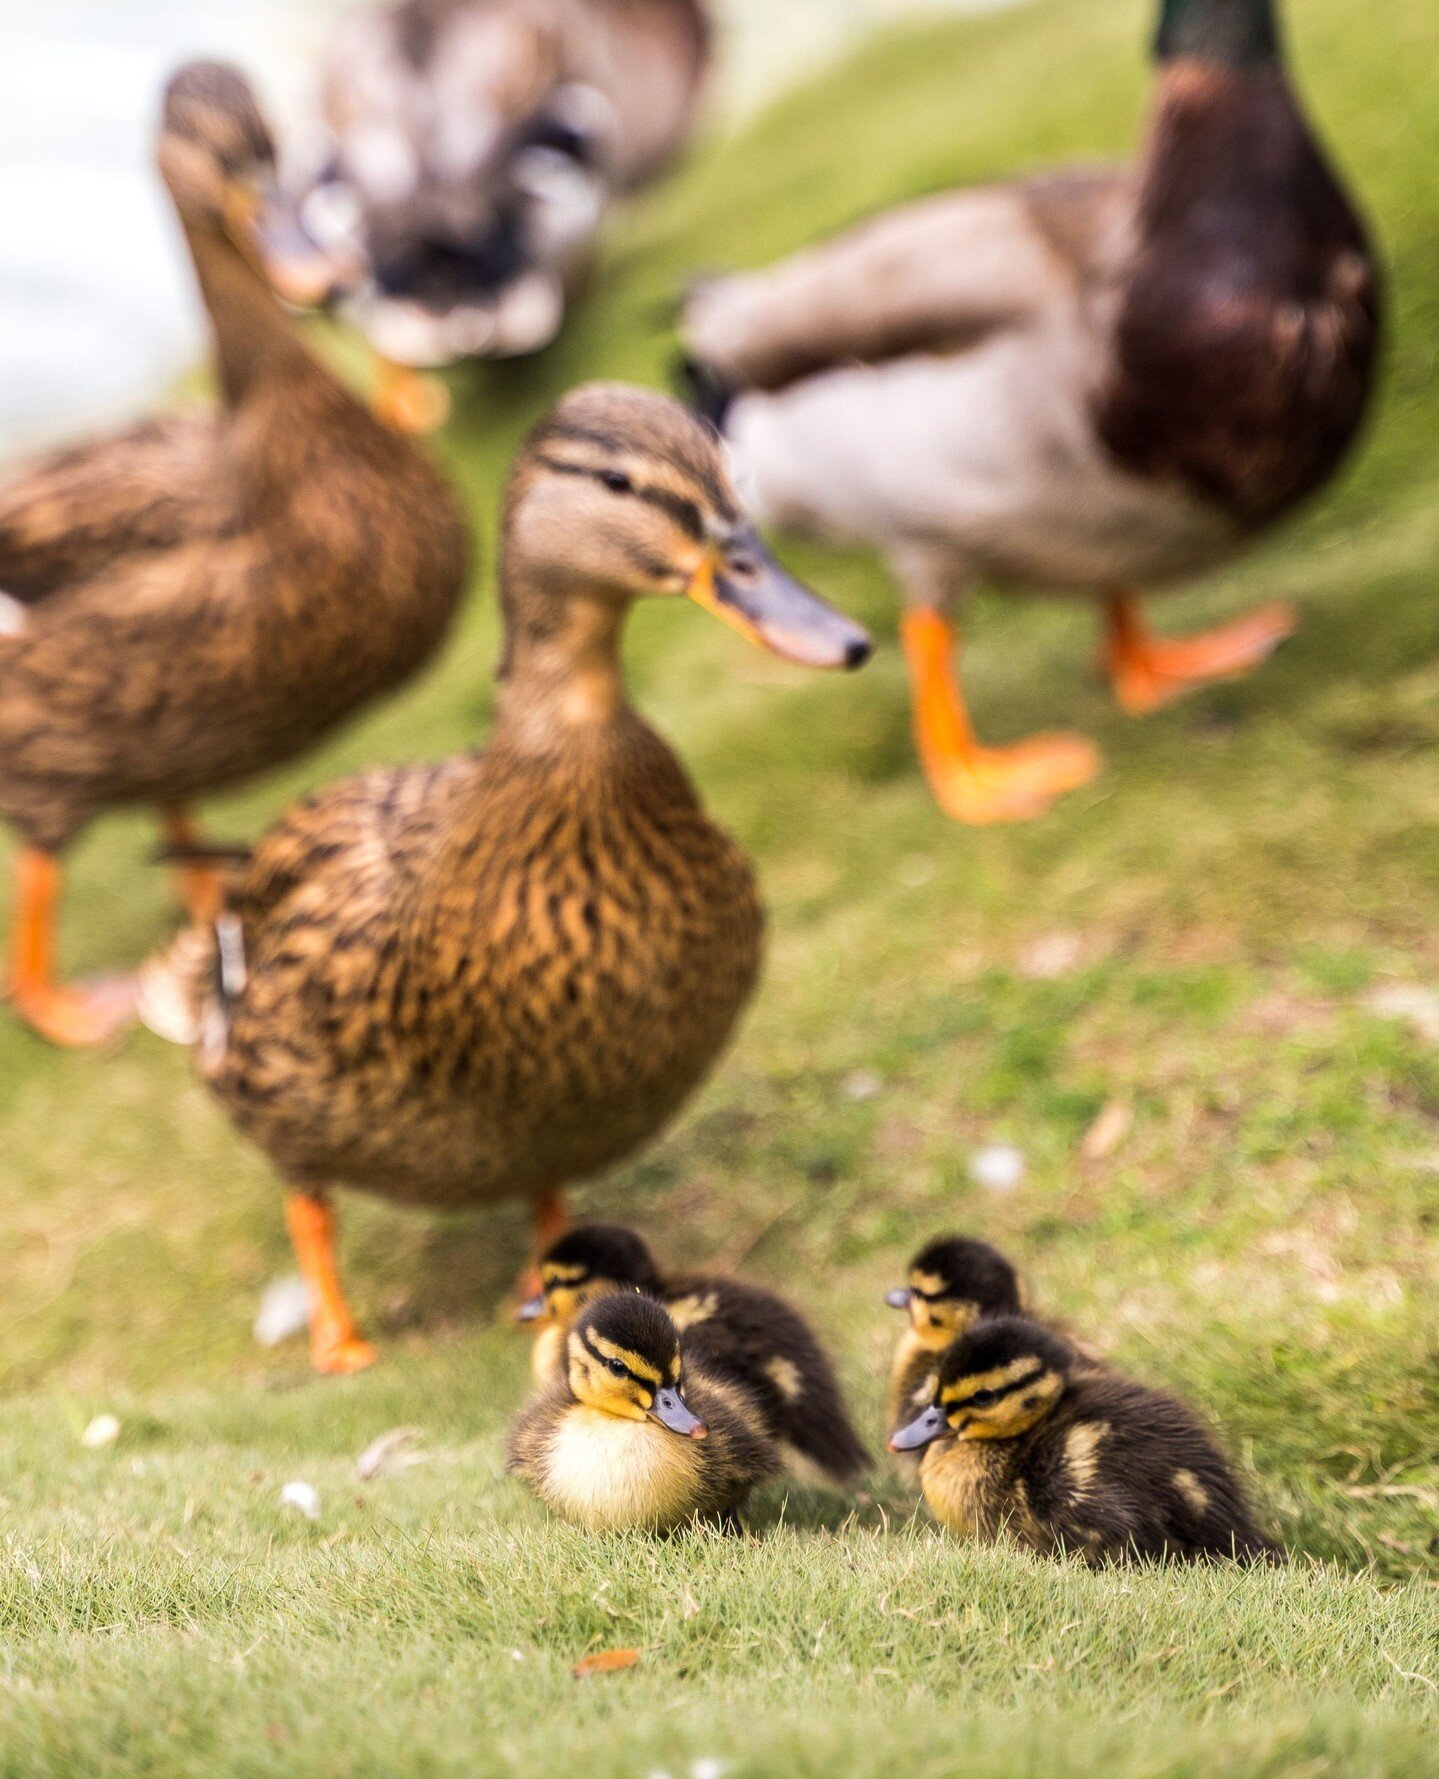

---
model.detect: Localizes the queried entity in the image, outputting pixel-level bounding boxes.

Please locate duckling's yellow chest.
[919,1439,1020,1544]
[540,1406,704,1531]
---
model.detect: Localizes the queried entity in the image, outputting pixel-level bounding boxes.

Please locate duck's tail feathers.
[783,1376,873,1484]
[137,914,245,1066]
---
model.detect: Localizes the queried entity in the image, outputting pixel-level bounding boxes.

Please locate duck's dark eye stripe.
[535,454,708,543]
[957,1365,1046,1408]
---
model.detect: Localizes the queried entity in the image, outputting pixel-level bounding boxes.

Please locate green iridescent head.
[1155,0,1281,66]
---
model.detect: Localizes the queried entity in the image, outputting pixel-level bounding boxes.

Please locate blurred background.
[0,0,1003,452]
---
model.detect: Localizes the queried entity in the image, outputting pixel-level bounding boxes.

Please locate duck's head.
[158,61,349,308]
[1155,0,1280,68]
[502,384,873,680]
[518,1223,662,1328]
[888,1317,1070,1452]
[885,1236,1022,1350]
[567,1294,707,1438]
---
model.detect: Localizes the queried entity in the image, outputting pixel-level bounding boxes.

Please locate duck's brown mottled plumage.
[161,384,866,1369]
[0,64,469,858]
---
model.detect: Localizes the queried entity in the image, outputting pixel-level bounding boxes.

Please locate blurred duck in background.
[0,64,468,1049]
[683,0,1380,824]
[142,385,870,1375]
[300,0,712,427]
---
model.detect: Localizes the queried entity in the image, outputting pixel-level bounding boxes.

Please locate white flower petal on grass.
[1362,984,1439,1045]
[280,1481,321,1521]
[356,1427,424,1481]
[844,1069,882,1102]
[81,1414,121,1449]
[969,1145,1025,1194]
[692,1762,729,1779]
[253,1276,312,1348]
[1017,933,1082,981]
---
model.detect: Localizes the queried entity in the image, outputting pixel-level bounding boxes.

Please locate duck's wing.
[683,168,1134,396]
[0,414,219,605]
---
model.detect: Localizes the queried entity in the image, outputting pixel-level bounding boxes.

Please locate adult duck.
[0,63,469,1046]
[144,384,870,1373]
[683,0,1380,823]
[302,0,711,416]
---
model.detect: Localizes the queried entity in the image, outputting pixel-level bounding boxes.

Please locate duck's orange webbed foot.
[901,610,1100,825]
[373,358,451,435]
[1105,592,1297,716]
[283,1191,378,1376]
[5,847,138,1047]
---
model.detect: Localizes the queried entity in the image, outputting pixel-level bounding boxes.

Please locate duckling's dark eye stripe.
[534,454,708,544]
[951,1365,1046,1409]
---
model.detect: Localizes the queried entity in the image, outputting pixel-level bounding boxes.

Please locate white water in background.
[0,0,1011,454]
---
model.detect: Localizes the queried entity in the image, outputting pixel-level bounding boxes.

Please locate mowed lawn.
[2,0,1438,1771]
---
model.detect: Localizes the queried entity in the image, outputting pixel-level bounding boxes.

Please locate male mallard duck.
[304,0,710,408]
[507,1291,779,1530]
[149,385,870,1374]
[884,1235,1022,1437]
[889,1316,1278,1563]
[682,0,1380,824]
[0,63,469,1048]
[520,1222,871,1482]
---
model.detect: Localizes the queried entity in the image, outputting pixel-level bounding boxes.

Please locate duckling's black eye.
[606,1358,628,1378]
[599,469,633,495]
[967,1389,999,1409]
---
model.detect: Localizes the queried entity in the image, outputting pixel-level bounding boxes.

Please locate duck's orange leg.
[513,1187,567,1321]
[161,806,224,925]
[5,846,137,1047]
[372,358,451,435]
[901,609,1100,825]
[283,1191,378,1376]
[1104,591,1297,716]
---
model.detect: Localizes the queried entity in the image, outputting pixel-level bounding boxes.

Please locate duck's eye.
[967,1389,999,1409]
[606,1358,628,1379]
[599,469,633,495]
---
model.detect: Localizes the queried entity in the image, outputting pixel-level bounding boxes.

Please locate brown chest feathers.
[1098,62,1380,525]
[207,713,764,1208]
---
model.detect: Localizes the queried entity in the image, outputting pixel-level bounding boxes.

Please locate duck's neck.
[184,217,317,411]
[494,573,631,752]
[1155,0,1280,67]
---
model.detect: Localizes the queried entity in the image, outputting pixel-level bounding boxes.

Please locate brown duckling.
[889,1317,1278,1564]
[683,0,1380,824]
[507,1291,779,1530]
[0,62,468,1047]
[884,1236,1022,1437]
[520,1222,870,1482]
[149,384,870,1374]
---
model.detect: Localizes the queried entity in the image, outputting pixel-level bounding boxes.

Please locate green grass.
[3,0,1439,1770]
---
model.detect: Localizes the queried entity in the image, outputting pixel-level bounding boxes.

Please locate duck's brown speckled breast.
[207,715,764,1208]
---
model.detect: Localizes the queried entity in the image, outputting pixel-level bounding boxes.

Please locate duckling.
[682,0,1380,824]
[884,1235,1021,1437]
[507,1291,779,1530]
[148,385,870,1374]
[889,1316,1278,1564]
[303,0,710,406]
[520,1222,871,1482]
[0,62,468,1047]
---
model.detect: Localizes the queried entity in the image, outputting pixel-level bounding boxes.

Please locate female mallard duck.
[884,1235,1022,1437]
[682,0,1380,824]
[148,384,870,1374]
[889,1317,1278,1563]
[0,63,469,1048]
[520,1222,871,1482]
[508,1293,779,1531]
[303,0,710,409]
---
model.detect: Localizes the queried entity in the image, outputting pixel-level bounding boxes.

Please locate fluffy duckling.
[520,1222,871,1482]
[683,0,1380,824]
[507,1292,779,1530]
[889,1317,1278,1564]
[149,385,869,1374]
[303,0,711,402]
[0,63,467,1046]
[884,1236,1021,1436]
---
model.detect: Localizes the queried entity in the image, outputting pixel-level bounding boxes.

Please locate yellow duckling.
[883,1235,1022,1438]
[889,1317,1279,1564]
[507,1292,778,1530]
[520,1222,870,1483]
